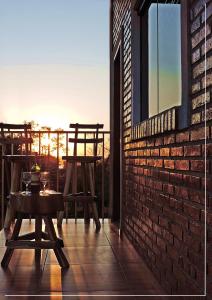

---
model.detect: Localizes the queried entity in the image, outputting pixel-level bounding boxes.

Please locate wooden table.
[2,155,44,229]
[1,191,69,269]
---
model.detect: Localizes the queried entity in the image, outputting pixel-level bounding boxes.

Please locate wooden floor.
[0,219,166,299]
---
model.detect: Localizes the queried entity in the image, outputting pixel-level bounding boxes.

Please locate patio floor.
[0,219,166,299]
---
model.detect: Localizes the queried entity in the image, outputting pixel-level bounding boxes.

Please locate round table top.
[10,190,63,214]
[2,155,44,162]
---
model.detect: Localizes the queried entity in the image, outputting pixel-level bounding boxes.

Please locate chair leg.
[4,162,21,229]
[72,162,77,223]
[82,163,90,223]
[57,162,72,226]
[4,201,16,229]
[88,164,101,230]
[91,201,101,231]
[1,215,22,268]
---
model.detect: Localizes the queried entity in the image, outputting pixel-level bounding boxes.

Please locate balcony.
[0,128,167,297]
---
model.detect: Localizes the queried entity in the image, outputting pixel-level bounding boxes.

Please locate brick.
[150,211,159,224]
[202,2,212,24]
[155,137,163,146]
[192,82,201,94]
[202,107,212,122]
[191,112,201,124]
[139,158,146,166]
[183,231,201,253]
[159,216,170,229]
[184,144,201,156]
[154,159,163,168]
[207,211,212,226]
[202,72,212,88]
[202,177,212,192]
[175,160,189,171]
[163,207,189,229]
[192,48,201,63]
[158,170,169,181]
[189,221,203,236]
[192,24,211,48]
[151,169,159,178]
[169,197,183,210]
[192,91,210,109]
[190,160,205,172]
[163,183,174,195]
[147,139,154,147]
[190,126,209,141]
[175,186,189,200]
[162,229,174,244]
[171,147,183,156]
[202,143,212,157]
[191,16,201,33]
[176,132,190,143]
[183,202,201,221]
[167,244,179,262]
[169,172,183,184]
[164,160,175,169]
[202,36,212,55]
[160,147,170,156]
[190,190,205,205]
[153,223,162,235]
[154,180,163,191]
[150,148,159,156]
[193,56,212,78]
[164,134,175,145]
[188,249,204,271]
[156,236,166,251]
[171,223,183,240]
[183,174,201,189]
[193,0,209,17]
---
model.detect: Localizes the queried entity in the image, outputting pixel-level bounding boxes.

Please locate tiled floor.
[0,219,166,299]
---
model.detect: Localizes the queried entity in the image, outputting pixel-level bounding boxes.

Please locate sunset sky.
[0,0,109,130]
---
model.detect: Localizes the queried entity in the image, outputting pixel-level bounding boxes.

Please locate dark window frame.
[131,0,190,140]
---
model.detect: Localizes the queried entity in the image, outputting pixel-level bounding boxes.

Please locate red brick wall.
[111,0,212,296]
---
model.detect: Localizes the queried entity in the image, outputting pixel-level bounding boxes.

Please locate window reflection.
[148,1,181,118]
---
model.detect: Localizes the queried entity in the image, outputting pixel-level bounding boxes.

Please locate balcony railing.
[0,129,110,222]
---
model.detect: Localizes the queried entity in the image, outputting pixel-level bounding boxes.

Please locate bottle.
[31,163,41,194]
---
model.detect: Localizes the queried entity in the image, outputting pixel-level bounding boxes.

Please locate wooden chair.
[57,123,104,230]
[0,123,35,228]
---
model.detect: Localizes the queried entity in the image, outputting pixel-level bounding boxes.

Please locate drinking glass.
[40,171,50,194]
[22,172,31,195]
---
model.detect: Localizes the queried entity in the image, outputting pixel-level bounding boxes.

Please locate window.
[132,0,189,138]
[148,1,181,117]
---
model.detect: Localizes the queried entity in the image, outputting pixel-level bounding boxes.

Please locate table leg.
[1,214,22,268]
[35,216,42,262]
[43,216,69,268]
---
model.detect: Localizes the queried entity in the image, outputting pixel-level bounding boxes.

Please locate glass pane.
[148,3,158,118]
[158,2,181,113]
[148,1,181,118]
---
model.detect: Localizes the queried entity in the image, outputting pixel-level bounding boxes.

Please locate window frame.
[131,0,190,140]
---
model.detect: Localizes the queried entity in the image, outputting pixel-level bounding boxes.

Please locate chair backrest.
[69,123,104,157]
[0,123,32,154]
